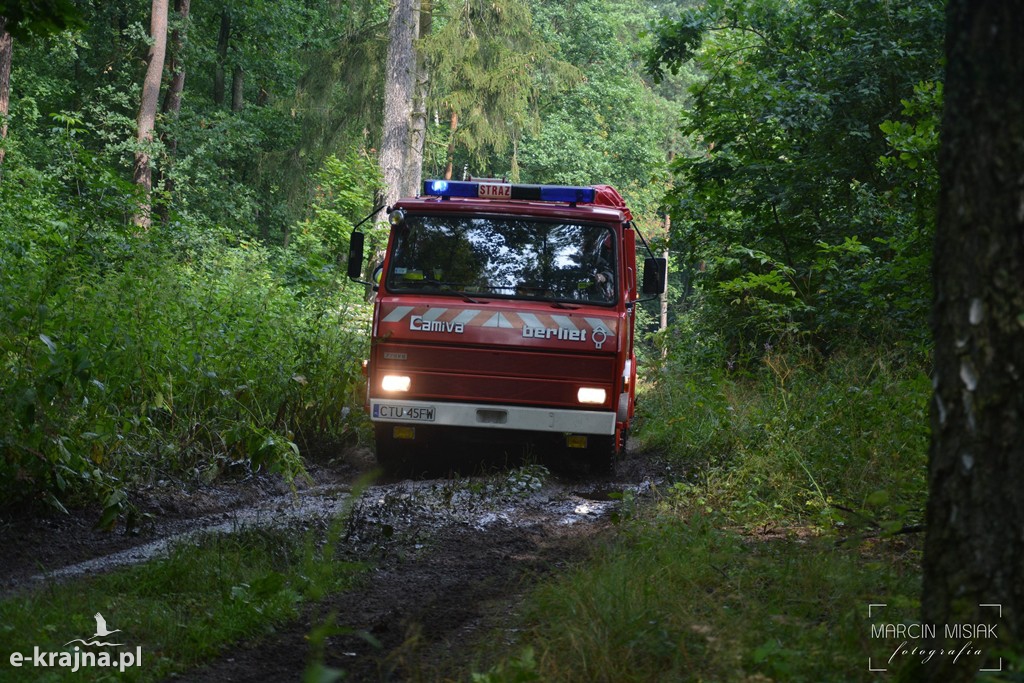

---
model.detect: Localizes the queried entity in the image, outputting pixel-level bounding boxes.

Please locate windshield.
[385,214,617,305]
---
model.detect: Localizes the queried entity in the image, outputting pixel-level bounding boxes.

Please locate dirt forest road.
[1,444,663,681]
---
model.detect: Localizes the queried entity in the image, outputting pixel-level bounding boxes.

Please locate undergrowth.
[475,348,931,682]
[0,148,378,518]
[637,348,930,533]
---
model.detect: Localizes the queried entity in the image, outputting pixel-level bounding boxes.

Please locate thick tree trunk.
[379,0,419,210]
[161,0,189,116]
[404,0,430,195]
[0,17,11,175]
[133,0,169,229]
[213,11,230,107]
[921,1,1024,680]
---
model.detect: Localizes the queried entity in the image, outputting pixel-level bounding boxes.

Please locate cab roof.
[393,179,632,223]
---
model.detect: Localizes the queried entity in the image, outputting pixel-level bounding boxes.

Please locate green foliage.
[503,512,919,682]
[0,0,84,38]
[515,0,673,190]
[472,647,541,683]
[647,0,944,354]
[423,0,579,170]
[0,145,373,511]
[477,347,928,682]
[288,150,384,271]
[5,0,385,242]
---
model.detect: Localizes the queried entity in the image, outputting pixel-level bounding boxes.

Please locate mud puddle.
[0,459,357,593]
[27,483,352,584]
[183,459,658,682]
[1,445,665,680]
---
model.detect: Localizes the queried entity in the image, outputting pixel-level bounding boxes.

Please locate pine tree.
[423,0,577,178]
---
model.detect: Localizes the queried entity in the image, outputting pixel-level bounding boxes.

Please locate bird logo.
[63,613,124,647]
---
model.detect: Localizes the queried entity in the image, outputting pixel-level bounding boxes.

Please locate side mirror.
[347,231,365,280]
[641,257,667,295]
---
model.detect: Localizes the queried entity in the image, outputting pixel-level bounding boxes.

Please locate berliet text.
[522,326,587,342]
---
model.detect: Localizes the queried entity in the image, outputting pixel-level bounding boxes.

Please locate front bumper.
[369,399,615,436]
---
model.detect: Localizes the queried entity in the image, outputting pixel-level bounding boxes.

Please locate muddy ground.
[0,444,668,681]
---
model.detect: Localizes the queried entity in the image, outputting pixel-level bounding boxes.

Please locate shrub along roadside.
[0,150,377,518]
[473,349,930,682]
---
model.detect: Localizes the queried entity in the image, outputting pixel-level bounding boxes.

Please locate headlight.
[382,375,411,392]
[577,387,607,404]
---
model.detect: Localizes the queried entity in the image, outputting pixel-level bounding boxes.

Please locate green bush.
[0,149,375,514]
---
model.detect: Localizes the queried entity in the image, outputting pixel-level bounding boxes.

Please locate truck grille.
[371,342,615,409]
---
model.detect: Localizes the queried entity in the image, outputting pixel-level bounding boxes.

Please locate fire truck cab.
[348,179,666,473]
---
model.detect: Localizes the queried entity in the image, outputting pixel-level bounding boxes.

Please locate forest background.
[0,0,942,513]
[0,0,953,678]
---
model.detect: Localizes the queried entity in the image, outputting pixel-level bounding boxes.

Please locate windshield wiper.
[549,301,580,310]
[441,290,489,304]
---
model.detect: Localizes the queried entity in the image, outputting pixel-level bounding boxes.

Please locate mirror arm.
[631,220,658,260]
[346,202,388,285]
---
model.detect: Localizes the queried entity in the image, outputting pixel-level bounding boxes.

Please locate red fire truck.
[347,179,666,473]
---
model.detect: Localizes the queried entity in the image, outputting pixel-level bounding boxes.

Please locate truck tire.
[374,424,411,477]
[587,434,616,475]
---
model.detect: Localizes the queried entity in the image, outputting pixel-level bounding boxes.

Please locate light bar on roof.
[424,179,596,204]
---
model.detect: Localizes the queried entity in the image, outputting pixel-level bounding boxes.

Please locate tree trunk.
[133,0,169,229]
[0,17,11,175]
[231,64,244,111]
[213,10,230,107]
[921,1,1024,680]
[443,109,458,180]
[379,0,419,210]
[157,0,190,222]
[404,0,430,195]
[660,213,670,359]
[161,0,189,116]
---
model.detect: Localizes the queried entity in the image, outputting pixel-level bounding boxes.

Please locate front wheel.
[584,434,616,475]
[374,424,411,477]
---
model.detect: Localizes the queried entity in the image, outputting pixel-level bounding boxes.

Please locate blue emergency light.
[424,179,596,204]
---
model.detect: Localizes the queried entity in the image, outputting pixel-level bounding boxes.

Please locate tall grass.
[637,350,930,530]
[475,348,931,682]
[514,515,920,682]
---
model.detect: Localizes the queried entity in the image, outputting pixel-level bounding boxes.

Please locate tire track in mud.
[182,456,656,682]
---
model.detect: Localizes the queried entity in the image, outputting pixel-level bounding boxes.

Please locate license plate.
[374,403,436,422]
